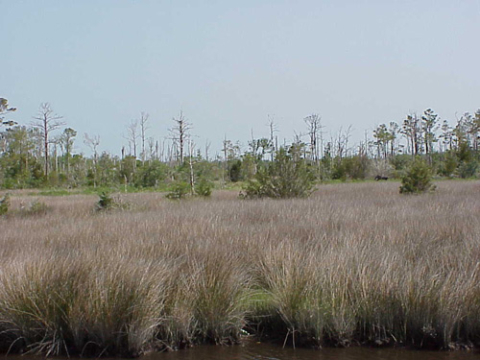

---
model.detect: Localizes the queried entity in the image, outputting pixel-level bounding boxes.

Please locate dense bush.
[458,161,478,179]
[228,160,242,182]
[22,200,49,216]
[96,192,114,211]
[0,194,9,216]
[166,181,190,199]
[195,178,213,197]
[437,152,458,177]
[241,146,316,199]
[399,158,436,194]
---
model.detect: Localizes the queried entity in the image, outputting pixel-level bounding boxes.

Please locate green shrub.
[331,160,347,181]
[438,153,458,177]
[95,192,129,211]
[166,181,190,199]
[241,146,316,199]
[195,179,213,197]
[22,200,49,216]
[0,194,10,216]
[399,158,436,194]
[228,160,242,182]
[458,161,478,179]
[96,192,114,211]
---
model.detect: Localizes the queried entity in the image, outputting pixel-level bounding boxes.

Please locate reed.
[0,181,479,356]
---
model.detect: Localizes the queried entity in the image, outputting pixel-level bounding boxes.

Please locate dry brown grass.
[0,181,480,356]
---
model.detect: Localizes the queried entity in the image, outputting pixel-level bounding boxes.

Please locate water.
[6,340,479,360]
[143,340,479,360]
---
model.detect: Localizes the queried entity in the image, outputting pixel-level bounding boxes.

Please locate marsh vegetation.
[0,181,479,357]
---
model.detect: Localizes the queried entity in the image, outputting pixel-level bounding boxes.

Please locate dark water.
[7,340,479,360]
[143,340,480,360]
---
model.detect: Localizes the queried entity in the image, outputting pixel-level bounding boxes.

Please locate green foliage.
[458,161,478,179]
[0,98,17,126]
[228,160,242,182]
[195,178,213,197]
[341,156,369,180]
[30,200,49,214]
[331,159,347,181]
[96,192,114,211]
[20,200,50,216]
[389,154,411,172]
[0,194,10,215]
[399,158,436,194]
[166,181,190,199]
[437,152,458,177]
[134,160,169,188]
[241,146,316,199]
[37,189,71,196]
[456,141,472,163]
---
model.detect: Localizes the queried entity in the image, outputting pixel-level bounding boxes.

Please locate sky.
[2,0,480,158]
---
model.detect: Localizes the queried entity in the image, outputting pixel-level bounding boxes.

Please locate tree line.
[1,98,479,191]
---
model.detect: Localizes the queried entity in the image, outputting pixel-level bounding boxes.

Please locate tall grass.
[0,182,480,356]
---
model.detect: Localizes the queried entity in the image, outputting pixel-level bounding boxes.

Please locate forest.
[1,98,480,193]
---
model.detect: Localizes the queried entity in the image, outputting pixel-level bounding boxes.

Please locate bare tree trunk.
[126,120,139,159]
[205,139,211,162]
[139,112,149,165]
[189,139,195,195]
[31,103,64,177]
[84,134,100,188]
[304,114,323,164]
[171,111,191,164]
[268,115,277,161]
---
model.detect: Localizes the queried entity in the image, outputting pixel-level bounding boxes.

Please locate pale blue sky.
[2,0,480,157]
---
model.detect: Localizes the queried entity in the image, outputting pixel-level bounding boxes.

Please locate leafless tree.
[304,114,323,163]
[188,138,196,195]
[267,115,278,161]
[126,119,139,158]
[31,103,65,177]
[147,137,155,160]
[84,134,100,188]
[170,111,191,164]
[139,112,149,164]
[205,139,211,161]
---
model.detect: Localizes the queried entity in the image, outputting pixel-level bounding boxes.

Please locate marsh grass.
[0,181,480,356]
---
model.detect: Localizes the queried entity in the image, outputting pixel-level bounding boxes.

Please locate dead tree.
[267,115,278,161]
[126,119,139,158]
[170,111,191,164]
[139,112,149,164]
[304,114,323,163]
[31,103,65,177]
[205,139,211,161]
[188,139,196,195]
[84,134,100,188]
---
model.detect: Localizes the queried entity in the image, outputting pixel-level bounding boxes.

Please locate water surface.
[143,340,479,360]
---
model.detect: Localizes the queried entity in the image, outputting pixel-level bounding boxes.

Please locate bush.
[437,153,458,177]
[228,160,242,182]
[0,194,10,216]
[96,192,114,211]
[95,192,129,211]
[195,179,213,197]
[343,156,369,180]
[166,181,190,199]
[22,200,49,216]
[241,146,316,199]
[458,161,478,179]
[399,158,436,194]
